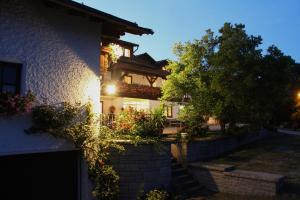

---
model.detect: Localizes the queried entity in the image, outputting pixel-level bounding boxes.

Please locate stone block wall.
[171,129,270,164]
[189,163,285,197]
[110,142,172,200]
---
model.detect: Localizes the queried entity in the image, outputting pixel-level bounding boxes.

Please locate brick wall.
[189,163,285,197]
[110,142,172,200]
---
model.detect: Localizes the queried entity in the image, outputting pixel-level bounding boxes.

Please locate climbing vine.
[27,102,123,200]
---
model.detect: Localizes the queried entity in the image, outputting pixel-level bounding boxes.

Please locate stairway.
[171,158,208,199]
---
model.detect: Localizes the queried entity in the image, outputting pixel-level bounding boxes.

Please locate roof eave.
[45,0,154,35]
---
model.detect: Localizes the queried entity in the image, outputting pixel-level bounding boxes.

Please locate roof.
[112,53,169,78]
[134,53,168,68]
[102,36,139,48]
[45,0,154,36]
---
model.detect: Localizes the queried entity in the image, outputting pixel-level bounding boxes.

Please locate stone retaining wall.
[171,129,270,164]
[110,142,171,200]
[189,163,285,196]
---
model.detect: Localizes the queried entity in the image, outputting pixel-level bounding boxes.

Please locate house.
[99,40,180,119]
[0,0,153,199]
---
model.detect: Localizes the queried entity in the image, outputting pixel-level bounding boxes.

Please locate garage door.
[0,150,79,200]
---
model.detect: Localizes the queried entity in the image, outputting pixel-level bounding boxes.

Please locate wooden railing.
[101,81,162,100]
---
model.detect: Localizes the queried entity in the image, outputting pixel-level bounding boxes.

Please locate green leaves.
[162,22,296,134]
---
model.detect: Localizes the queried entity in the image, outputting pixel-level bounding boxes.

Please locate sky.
[74,0,300,62]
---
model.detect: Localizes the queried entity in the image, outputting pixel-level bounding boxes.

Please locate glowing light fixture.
[298,92,300,99]
[106,84,117,95]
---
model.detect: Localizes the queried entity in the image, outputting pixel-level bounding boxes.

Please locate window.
[124,48,131,58]
[164,105,173,118]
[0,61,21,94]
[123,75,132,84]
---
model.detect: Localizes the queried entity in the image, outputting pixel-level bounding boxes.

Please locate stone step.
[172,174,191,182]
[171,157,177,163]
[171,162,182,170]
[182,179,199,189]
[171,158,206,199]
[185,185,204,196]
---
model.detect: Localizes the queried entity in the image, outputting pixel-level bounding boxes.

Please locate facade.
[100,44,180,119]
[0,0,152,199]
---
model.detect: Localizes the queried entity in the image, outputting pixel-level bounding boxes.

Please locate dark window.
[164,105,173,118]
[0,61,22,94]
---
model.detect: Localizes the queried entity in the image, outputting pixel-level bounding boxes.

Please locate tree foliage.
[162,23,296,133]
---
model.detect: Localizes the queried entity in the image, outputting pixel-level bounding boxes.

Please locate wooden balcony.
[101,81,162,100]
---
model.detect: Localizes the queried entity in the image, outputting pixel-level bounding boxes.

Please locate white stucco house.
[0,0,153,199]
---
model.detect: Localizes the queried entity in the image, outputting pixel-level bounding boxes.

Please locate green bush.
[178,105,208,137]
[90,165,120,200]
[115,107,166,138]
[144,189,169,200]
[29,102,78,134]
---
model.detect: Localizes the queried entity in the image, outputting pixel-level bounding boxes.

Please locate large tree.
[162,23,296,134]
[161,30,217,134]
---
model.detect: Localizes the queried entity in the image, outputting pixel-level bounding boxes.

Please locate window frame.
[165,105,173,118]
[0,61,22,94]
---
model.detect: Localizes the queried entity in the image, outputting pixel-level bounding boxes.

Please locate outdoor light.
[106,84,117,95]
[298,92,300,99]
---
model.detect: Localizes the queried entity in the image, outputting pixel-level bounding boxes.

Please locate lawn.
[206,132,300,200]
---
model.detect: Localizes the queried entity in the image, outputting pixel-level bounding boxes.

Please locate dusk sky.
[74,0,300,62]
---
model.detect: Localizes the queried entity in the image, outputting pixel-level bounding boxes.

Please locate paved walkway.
[278,129,300,136]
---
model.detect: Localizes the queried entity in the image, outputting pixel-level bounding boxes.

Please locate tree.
[161,30,217,135]
[256,46,295,127]
[209,23,263,132]
[162,23,296,134]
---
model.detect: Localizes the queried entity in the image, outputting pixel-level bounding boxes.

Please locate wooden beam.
[146,75,158,87]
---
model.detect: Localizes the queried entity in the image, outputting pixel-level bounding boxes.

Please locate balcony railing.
[101,81,162,100]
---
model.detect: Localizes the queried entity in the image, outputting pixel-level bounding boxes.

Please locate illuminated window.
[164,105,173,118]
[123,75,132,84]
[124,48,131,57]
[0,61,21,94]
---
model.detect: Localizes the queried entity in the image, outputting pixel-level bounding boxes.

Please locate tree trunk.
[220,121,226,134]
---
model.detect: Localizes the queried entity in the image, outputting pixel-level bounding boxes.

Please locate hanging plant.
[0,91,35,116]
[108,43,124,64]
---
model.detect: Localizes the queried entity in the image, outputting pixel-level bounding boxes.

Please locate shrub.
[178,105,208,137]
[144,189,169,200]
[134,107,166,137]
[29,102,78,134]
[114,107,166,137]
[90,165,120,200]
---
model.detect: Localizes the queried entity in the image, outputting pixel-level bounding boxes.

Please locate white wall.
[101,96,123,114]
[0,0,101,109]
[0,1,102,156]
[0,2,101,198]
[124,72,164,87]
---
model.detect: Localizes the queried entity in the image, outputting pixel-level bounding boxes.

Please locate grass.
[206,132,300,200]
